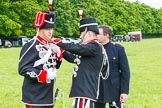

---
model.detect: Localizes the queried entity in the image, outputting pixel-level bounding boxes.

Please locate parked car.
[60,37,80,44]
[2,40,12,48]
[112,35,124,42]
[66,37,80,44]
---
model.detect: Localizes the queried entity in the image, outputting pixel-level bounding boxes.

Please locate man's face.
[40,28,53,42]
[80,31,86,41]
[80,31,92,44]
[97,28,109,44]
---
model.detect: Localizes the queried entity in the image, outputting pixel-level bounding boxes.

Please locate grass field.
[0,38,162,108]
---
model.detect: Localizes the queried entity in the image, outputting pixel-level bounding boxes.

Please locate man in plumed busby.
[52,18,108,108]
[18,4,63,108]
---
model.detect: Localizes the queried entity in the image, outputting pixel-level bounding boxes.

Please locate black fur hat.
[79,18,99,34]
[42,11,56,29]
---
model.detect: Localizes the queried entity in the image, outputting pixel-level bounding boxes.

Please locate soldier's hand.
[47,68,56,80]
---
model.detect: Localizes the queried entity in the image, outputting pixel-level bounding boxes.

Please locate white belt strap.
[33,48,52,67]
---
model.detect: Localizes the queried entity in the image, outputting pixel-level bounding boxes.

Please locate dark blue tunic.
[97,41,130,102]
[19,36,61,106]
[57,41,104,100]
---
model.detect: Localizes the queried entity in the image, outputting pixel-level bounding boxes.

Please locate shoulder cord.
[96,44,110,99]
[99,45,110,80]
[18,30,40,63]
[19,37,36,63]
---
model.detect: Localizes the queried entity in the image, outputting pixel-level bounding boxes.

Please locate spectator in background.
[18,10,62,108]
[94,25,130,108]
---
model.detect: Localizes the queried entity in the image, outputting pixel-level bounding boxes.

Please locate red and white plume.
[78,10,83,20]
[48,0,53,11]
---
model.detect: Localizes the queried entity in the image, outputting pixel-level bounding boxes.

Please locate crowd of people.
[18,1,130,108]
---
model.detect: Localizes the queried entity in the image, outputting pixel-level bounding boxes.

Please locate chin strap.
[79,27,87,44]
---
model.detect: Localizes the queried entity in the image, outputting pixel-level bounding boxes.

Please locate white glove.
[47,68,56,80]
[49,43,61,55]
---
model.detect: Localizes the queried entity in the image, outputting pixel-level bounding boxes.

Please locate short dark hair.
[99,25,113,37]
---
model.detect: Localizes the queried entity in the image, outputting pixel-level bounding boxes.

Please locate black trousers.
[26,105,53,108]
[94,100,121,108]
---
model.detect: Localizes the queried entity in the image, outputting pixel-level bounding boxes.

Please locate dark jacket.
[57,41,103,100]
[97,41,130,102]
[18,36,61,105]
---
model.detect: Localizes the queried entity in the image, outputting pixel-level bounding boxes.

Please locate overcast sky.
[125,0,162,9]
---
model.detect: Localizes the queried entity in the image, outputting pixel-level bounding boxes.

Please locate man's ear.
[87,31,93,37]
[106,34,109,37]
[107,34,111,39]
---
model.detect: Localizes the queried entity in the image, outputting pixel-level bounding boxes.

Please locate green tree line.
[0,0,162,38]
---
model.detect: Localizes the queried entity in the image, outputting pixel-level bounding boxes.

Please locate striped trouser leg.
[73,98,94,108]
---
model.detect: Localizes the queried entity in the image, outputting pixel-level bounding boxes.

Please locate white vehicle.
[60,37,80,44]
[67,38,80,44]
[21,37,30,46]
[2,40,12,48]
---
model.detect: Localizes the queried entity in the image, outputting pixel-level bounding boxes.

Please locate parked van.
[11,36,30,47]
[128,31,142,41]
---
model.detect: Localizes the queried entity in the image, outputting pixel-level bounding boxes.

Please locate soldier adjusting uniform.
[52,18,106,108]
[60,41,103,100]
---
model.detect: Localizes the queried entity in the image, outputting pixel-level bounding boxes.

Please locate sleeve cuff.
[37,70,47,83]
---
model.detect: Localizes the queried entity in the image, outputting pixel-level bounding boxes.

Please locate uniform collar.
[90,38,98,42]
[36,35,48,45]
[82,38,98,44]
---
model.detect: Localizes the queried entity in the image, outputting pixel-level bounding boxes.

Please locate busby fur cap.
[34,11,56,29]
[79,18,99,34]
